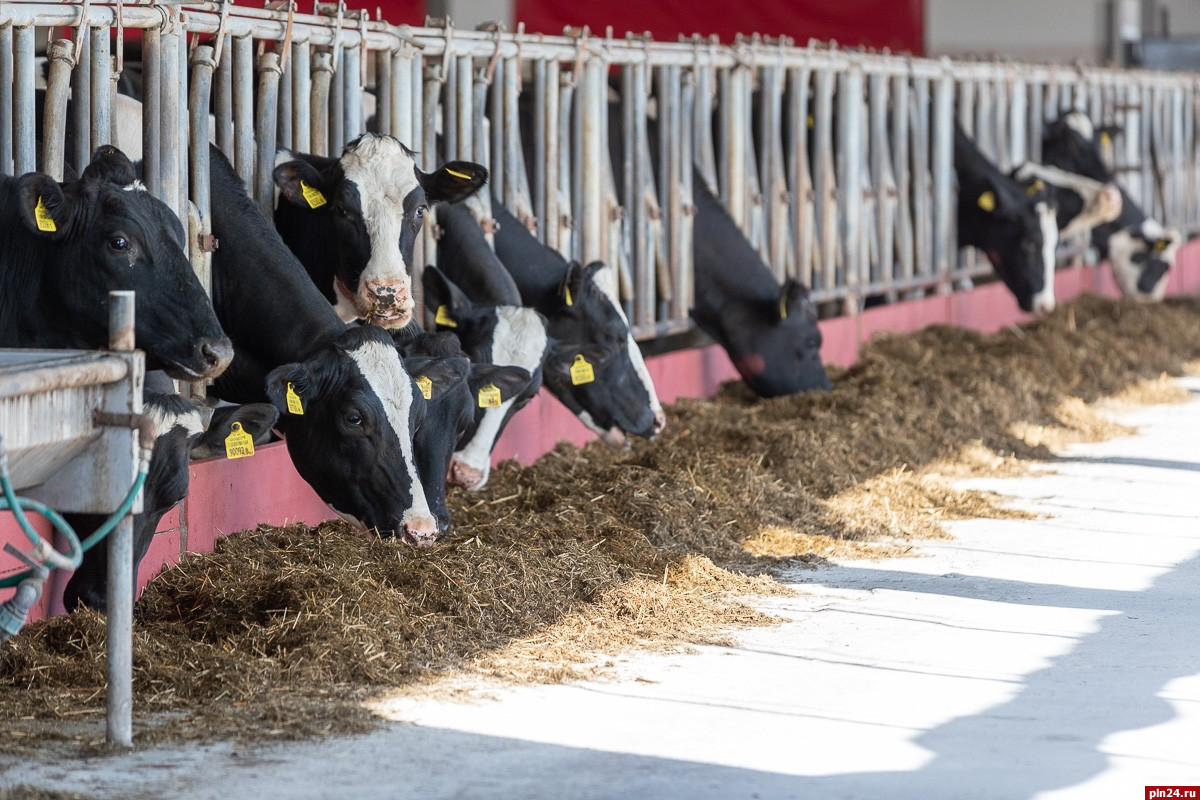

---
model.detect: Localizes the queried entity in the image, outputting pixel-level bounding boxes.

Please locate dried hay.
[2,293,1199,749]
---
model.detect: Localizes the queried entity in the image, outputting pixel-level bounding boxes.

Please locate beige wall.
[926,0,1110,63]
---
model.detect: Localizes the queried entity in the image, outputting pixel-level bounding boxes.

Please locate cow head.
[535,260,665,447]
[63,380,278,613]
[693,278,830,398]
[423,266,548,489]
[15,146,232,379]
[1109,222,1179,302]
[265,324,443,544]
[273,135,486,329]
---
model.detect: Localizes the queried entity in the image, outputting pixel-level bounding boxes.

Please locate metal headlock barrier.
[3,3,1200,338]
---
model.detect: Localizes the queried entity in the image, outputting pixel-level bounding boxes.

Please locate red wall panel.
[513,0,924,53]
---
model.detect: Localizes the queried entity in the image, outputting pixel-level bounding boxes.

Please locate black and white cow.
[62,375,278,612]
[691,174,830,397]
[208,145,454,543]
[1010,162,1124,243]
[1041,111,1180,301]
[424,200,553,489]
[489,201,666,446]
[0,146,232,380]
[272,135,487,329]
[400,331,533,529]
[955,125,1060,315]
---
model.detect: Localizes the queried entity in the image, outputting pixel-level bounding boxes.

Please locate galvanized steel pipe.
[42,39,77,181]
[256,51,283,215]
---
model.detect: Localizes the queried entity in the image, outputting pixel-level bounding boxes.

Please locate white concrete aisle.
[4,379,1200,800]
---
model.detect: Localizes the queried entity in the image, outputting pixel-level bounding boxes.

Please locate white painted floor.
[4,379,1200,800]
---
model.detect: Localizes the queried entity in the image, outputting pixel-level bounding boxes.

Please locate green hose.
[0,456,150,590]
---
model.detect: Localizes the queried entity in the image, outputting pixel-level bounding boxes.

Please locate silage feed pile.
[2,293,1199,746]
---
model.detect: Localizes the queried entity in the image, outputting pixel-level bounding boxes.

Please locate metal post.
[838,66,864,312]
[142,25,162,199]
[375,48,391,137]
[256,52,283,216]
[232,34,254,184]
[42,40,76,181]
[393,48,412,146]
[90,27,111,150]
[490,57,506,202]
[106,290,135,749]
[13,24,36,176]
[0,24,12,175]
[455,54,472,163]
[291,40,311,152]
[343,45,362,141]
[580,58,604,264]
[502,56,521,217]
[311,52,333,156]
[160,23,182,217]
[70,29,91,176]
[215,34,234,159]
[330,47,345,153]
[190,46,215,301]
[932,67,955,290]
[277,44,293,149]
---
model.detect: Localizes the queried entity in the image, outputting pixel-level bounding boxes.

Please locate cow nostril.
[200,339,234,372]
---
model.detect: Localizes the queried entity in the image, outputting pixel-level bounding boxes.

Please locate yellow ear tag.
[806,113,814,129]
[34,196,57,232]
[779,294,789,320]
[570,354,595,386]
[299,180,327,209]
[416,374,433,400]
[564,286,574,307]
[1100,131,1112,147]
[224,422,256,460]
[434,305,458,329]
[477,383,502,408]
[1154,238,1169,252]
[445,167,473,181]
[1026,179,1044,197]
[286,382,304,415]
[977,191,996,213]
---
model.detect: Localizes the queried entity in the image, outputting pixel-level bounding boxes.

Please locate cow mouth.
[599,426,627,449]
[363,307,413,329]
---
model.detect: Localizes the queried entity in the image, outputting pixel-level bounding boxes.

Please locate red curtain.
[512,0,924,54]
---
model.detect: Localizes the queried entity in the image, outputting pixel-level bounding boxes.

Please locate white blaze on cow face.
[591,264,666,434]
[339,136,424,329]
[346,339,437,534]
[1063,111,1095,141]
[1030,201,1059,316]
[144,401,205,441]
[451,305,547,490]
[1109,219,1178,302]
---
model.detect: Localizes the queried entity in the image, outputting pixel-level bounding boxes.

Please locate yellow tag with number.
[477,383,502,408]
[435,305,458,328]
[224,422,255,460]
[286,382,304,415]
[416,374,433,400]
[977,191,996,213]
[34,197,56,232]
[300,180,327,209]
[570,354,595,386]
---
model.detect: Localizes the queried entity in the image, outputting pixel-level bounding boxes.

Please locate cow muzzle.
[358,279,414,329]
[168,336,234,381]
[401,514,440,547]
[447,458,488,491]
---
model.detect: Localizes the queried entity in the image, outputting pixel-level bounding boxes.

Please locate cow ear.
[191,403,280,459]
[82,145,138,186]
[778,279,811,322]
[560,260,602,312]
[468,364,533,401]
[265,363,316,416]
[403,356,470,400]
[422,266,471,329]
[15,174,71,238]
[418,160,488,205]
[544,342,614,382]
[273,157,329,210]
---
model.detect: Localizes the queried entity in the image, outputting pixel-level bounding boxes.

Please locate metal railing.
[2,2,1199,338]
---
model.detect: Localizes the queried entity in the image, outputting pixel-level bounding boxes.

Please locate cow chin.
[362,306,413,330]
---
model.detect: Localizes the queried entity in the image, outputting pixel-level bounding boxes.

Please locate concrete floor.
[4,379,1200,800]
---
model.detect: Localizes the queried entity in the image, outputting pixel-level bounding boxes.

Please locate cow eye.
[415,204,427,219]
[108,235,130,252]
[345,411,363,426]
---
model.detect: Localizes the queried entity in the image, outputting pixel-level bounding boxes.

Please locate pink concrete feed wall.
[5,247,1200,621]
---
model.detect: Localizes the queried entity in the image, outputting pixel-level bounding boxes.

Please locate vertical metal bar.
[502,56,520,215]
[932,69,955,290]
[232,34,254,184]
[891,72,914,292]
[421,64,441,269]
[42,40,76,181]
[624,62,650,328]
[177,29,189,222]
[393,49,412,145]
[105,289,135,749]
[291,40,311,152]
[190,45,215,300]
[90,27,111,150]
[694,62,718,192]
[13,24,37,176]
[837,66,863,311]
[215,34,233,159]
[910,76,931,283]
[788,66,814,289]
[1009,75,1027,167]
[720,65,748,228]
[580,57,604,264]
[330,46,345,153]
[869,72,889,289]
[443,55,457,160]
[491,56,507,205]
[544,61,561,250]
[159,24,181,215]
[559,74,575,260]
[1028,80,1044,164]
[661,64,683,305]
[813,68,836,294]
[0,25,12,176]
[455,54,472,164]
[277,43,293,149]
[676,68,695,327]
[70,29,91,176]
[311,52,333,157]
[409,50,423,149]
[375,48,392,136]
[256,52,283,216]
[343,45,362,141]
[471,67,489,174]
